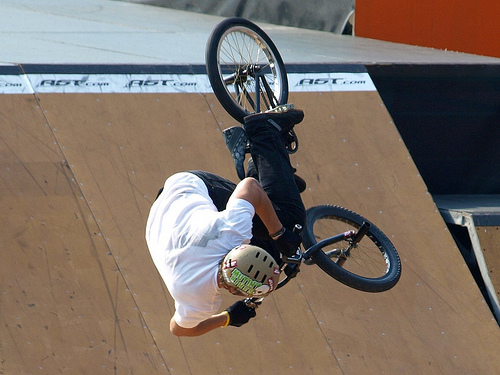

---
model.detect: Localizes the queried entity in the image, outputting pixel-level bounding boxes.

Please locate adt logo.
[127,79,196,88]
[297,78,366,86]
[38,79,109,87]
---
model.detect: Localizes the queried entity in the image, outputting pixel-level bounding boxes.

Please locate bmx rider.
[145,107,306,337]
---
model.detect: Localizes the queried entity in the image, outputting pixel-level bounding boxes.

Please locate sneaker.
[243,106,304,135]
[222,126,247,180]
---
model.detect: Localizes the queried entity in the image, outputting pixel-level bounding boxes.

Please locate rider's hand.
[274,227,302,257]
[226,300,256,327]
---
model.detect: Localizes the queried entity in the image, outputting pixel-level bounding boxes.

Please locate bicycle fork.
[304,221,371,266]
[335,221,371,266]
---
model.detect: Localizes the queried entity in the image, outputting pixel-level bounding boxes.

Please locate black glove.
[274,227,302,257]
[226,300,256,327]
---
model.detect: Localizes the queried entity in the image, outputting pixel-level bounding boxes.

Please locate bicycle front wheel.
[302,205,401,292]
[206,18,288,123]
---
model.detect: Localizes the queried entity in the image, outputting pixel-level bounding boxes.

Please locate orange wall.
[355,0,500,58]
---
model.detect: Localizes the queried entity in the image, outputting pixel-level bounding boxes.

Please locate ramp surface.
[1,1,500,374]
[2,84,500,374]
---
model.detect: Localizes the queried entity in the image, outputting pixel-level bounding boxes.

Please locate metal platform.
[435,194,500,322]
[435,195,500,226]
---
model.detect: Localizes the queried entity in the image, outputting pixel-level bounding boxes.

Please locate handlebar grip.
[244,297,263,309]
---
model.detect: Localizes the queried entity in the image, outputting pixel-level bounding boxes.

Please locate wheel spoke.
[217,27,284,115]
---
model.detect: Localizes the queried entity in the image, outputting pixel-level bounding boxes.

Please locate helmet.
[221,244,280,297]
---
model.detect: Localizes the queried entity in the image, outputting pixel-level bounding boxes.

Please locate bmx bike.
[205,18,402,304]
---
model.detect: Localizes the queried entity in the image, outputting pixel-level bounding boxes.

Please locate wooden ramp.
[2,86,500,374]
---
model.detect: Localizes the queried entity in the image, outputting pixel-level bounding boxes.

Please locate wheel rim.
[216,26,285,115]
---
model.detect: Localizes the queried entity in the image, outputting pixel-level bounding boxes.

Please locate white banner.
[0,75,34,94]
[0,72,376,94]
[26,74,210,94]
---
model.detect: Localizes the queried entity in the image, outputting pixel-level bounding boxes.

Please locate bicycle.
[205,18,402,307]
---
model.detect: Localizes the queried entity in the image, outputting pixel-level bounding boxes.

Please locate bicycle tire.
[302,205,401,292]
[206,18,289,123]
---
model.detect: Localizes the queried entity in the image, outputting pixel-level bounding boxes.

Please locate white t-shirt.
[145,172,255,328]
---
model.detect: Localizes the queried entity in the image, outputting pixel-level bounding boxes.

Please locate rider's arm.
[231,177,283,236]
[170,312,229,337]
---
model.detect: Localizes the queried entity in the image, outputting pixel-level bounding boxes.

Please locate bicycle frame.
[209,18,401,295]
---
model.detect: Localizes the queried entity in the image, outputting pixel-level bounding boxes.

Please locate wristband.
[222,311,230,327]
[270,226,285,239]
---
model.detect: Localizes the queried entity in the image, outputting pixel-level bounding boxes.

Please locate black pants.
[190,121,305,260]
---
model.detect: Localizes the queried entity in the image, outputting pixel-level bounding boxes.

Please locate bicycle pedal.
[265,103,295,114]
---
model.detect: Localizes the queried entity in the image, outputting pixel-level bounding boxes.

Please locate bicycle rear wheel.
[206,18,288,124]
[302,205,401,292]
